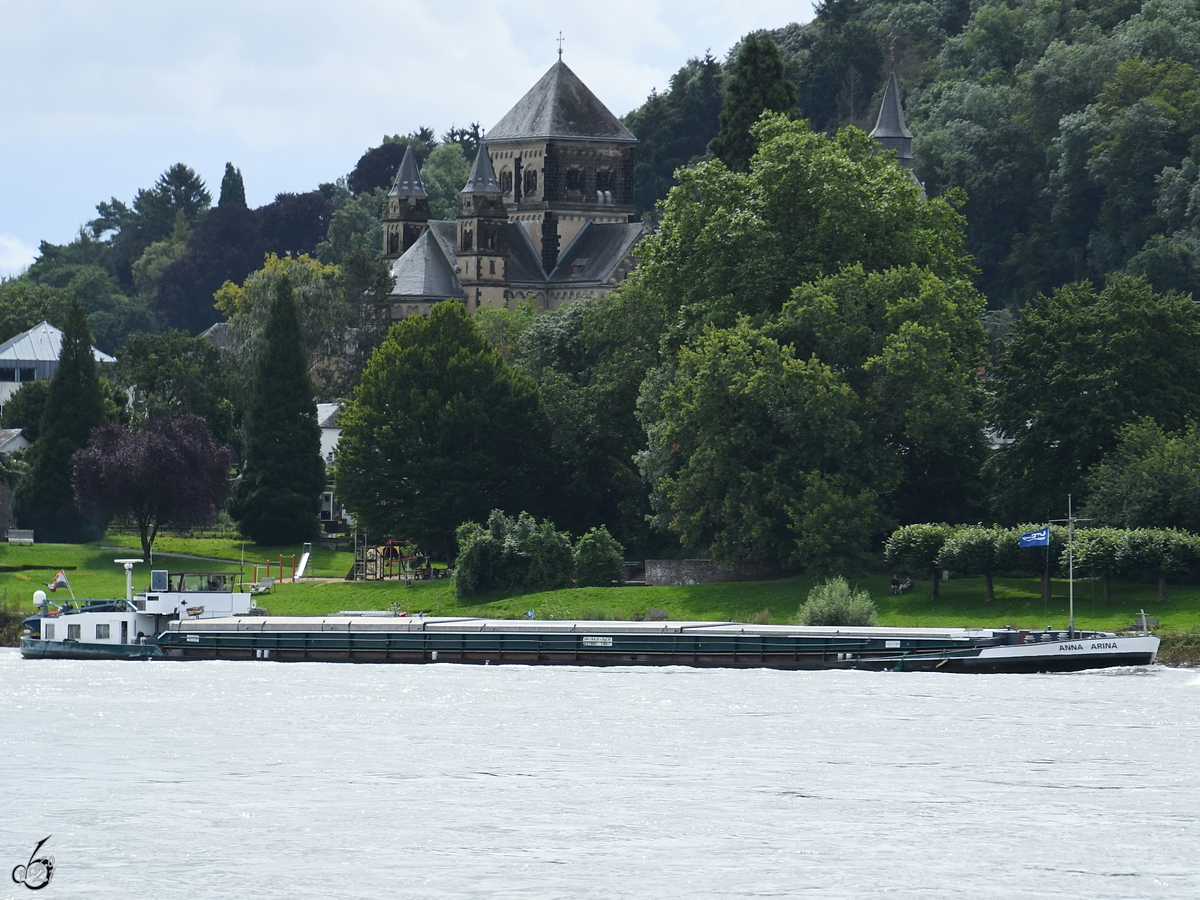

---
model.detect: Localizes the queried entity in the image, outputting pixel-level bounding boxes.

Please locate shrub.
[793,576,877,627]
[453,510,573,597]
[573,525,625,587]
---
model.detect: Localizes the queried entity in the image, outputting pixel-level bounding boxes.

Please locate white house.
[0,321,116,409]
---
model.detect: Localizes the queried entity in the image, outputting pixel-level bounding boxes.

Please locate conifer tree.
[230,275,325,545]
[13,299,107,541]
[219,162,247,207]
[709,33,797,171]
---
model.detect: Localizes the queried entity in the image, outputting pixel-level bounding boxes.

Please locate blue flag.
[525,610,535,618]
[1019,528,1050,547]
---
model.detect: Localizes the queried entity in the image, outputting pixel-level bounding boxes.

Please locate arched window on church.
[462,227,473,251]
[565,168,582,198]
[524,168,538,196]
[489,259,496,275]
[387,229,400,255]
[499,169,513,195]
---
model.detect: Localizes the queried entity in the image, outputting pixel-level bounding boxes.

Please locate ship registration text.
[1059,642,1120,651]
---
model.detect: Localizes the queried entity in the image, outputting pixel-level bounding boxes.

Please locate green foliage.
[885,523,954,597]
[12,299,108,542]
[335,302,553,559]
[989,276,1200,519]
[0,280,73,342]
[573,525,625,587]
[793,576,877,626]
[474,301,537,361]
[623,52,725,215]
[420,143,472,220]
[709,33,797,171]
[219,163,247,207]
[230,276,325,546]
[316,186,386,269]
[453,510,573,598]
[215,253,353,400]
[1085,420,1200,531]
[117,330,235,445]
[0,381,50,443]
[937,525,1009,602]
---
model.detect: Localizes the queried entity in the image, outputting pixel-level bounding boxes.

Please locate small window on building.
[489,259,496,275]
[524,169,538,195]
[45,623,54,641]
[500,169,513,194]
[565,169,582,193]
[67,623,80,640]
[18,368,34,382]
[0,369,14,382]
[96,623,110,640]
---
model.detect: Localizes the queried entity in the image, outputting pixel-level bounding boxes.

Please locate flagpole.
[1068,495,1074,638]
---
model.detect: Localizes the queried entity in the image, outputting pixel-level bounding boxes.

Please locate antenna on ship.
[114,558,144,607]
[1050,496,1090,639]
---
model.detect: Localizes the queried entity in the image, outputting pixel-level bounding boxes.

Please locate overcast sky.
[0,0,815,276]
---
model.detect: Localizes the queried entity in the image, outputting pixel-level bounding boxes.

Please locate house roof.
[548,222,647,285]
[0,429,28,454]
[388,146,428,199]
[487,60,637,143]
[461,143,503,194]
[316,402,342,429]
[387,229,466,300]
[871,70,913,141]
[0,321,115,365]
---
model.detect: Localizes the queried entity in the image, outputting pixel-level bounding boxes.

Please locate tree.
[0,380,51,442]
[989,275,1200,519]
[0,280,73,342]
[1113,528,1200,602]
[12,299,108,541]
[937,525,1010,602]
[219,163,246,207]
[1072,527,1126,603]
[259,191,336,258]
[574,525,625,587]
[420,143,472,220]
[117,331,235,445]
[214,254,353,400]
[72,415,231,556]
[452,510,574,598]
[229,275,325,545]
[1085,420,1200,532]
[709,33,797,171]
[884,523,954,600]
[335,301,553,559]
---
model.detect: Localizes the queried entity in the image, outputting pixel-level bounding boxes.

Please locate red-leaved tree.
[72,414,231,555]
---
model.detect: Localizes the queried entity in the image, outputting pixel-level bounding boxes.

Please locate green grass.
[4,538,1199,639]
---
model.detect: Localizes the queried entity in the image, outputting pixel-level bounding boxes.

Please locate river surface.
[1,649,1197,899]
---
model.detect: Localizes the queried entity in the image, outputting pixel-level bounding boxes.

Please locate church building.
[379,58,648,320]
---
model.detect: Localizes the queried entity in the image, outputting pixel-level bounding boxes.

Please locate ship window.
[67,623,80,640]
[96,623,110,639]
[45,623,54,641]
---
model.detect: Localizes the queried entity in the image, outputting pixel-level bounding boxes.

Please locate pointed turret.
[389,146,427,199]
[383,146,432,260]
[461,143,503,195]
[870,71,914,170]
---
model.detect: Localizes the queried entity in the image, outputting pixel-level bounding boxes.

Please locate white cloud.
[0,236,37,278]
[0,0,814,254]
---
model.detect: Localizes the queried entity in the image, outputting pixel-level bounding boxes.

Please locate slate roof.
[461,143,502,194]
[504,224,548,285]
[548,222,647,285]
[870,70,913,141]
[0,321,115,364]
[387,229,465,300]
[316,402,342,429]
[488,61,637,143]
[388,146,427,198]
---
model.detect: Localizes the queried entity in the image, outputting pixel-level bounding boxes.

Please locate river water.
[1,648,1197,899]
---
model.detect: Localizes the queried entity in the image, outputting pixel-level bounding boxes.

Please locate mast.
[1051,496,1089,638]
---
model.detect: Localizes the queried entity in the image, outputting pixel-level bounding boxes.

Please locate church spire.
[461,142,503,195]
[870,70,914,170]
[388,145,427,198]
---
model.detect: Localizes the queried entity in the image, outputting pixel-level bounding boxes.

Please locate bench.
[6,529,33,544]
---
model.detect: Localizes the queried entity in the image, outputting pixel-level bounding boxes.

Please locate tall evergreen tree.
[13,299,108,542]
[219,163,247,207]
[709,33,797,171]
[230,275,325,545]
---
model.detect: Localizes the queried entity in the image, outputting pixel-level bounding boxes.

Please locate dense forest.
[5,0,1200,571]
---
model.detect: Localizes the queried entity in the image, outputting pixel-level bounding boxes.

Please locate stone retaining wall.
[644,559,790,586]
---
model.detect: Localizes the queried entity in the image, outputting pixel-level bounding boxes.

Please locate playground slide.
[295,551,311,581]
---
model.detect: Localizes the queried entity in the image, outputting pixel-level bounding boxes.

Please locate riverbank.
[5,537,1200,663]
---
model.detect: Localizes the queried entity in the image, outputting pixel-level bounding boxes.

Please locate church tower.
[383,146,432,261]
[870,70,914,170]
[457,143,509,309]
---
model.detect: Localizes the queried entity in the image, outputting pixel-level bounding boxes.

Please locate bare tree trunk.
[985,573,995,603]
[930,566,940,601]
[1159,574,1169,602]
[1102,574,1111,603]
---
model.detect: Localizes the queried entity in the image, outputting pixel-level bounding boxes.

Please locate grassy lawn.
[5,537,1198,637]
